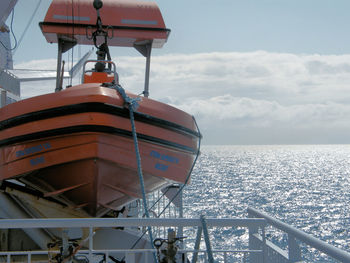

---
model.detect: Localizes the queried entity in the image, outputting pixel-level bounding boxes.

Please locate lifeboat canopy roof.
[40,0,170,48]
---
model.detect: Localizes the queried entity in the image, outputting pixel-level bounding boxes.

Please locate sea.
[181,145,350,262]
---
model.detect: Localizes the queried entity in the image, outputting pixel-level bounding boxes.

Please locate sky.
[6,0,350,145]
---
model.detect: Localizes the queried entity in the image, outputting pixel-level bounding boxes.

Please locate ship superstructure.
[0,0,20,107]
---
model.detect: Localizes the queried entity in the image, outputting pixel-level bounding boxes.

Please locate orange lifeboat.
[0,84,200,216]
[39,0,170,48]
[0,0,200,217]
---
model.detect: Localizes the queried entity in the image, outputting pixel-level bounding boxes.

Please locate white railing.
[248,207,350,262]
[0,217,266,263]
[1,209,348,262]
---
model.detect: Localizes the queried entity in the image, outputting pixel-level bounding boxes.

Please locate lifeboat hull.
[0,84,200,216]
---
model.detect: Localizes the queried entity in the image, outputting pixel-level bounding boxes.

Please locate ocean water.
[182,145,350,262]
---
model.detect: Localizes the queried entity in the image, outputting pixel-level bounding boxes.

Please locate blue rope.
[125,121,201,252]
[111,83,158,263]
[110,82,202,262]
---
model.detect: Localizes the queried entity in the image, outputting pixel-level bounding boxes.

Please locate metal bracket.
[134,40,153,97]
[55,37,77,92]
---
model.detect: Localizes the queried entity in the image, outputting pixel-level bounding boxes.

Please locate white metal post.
[262,227,266,263]
[1,89,6,107]
[55,40,63,92]
[248,219,261,262]
[288,234,302,262]
[143,42,152,97]
[192,226,202,263]
[200,215,214,263]
[178,189,184,251]
[89,227,93,261]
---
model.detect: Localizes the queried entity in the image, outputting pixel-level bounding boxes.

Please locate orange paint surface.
[0,84,199,216]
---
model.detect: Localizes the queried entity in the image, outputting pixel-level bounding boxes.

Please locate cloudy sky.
[9,0,350,144]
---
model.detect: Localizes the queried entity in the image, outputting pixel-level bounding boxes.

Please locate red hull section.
[0,84,199,216]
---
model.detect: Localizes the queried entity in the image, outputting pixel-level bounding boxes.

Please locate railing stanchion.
[288,234,301,262]
[262,227,266,263]
[248,207,350,262]
[89,227,93,261]
[192,226,202,263]
[243,252,247,263]
[248,214,261,263]
[200,215,214,263]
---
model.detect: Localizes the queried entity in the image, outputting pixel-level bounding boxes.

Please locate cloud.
[14,51,350,144]
[177,95,350,128]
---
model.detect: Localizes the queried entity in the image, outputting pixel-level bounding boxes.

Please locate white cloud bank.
[16,51,350,144]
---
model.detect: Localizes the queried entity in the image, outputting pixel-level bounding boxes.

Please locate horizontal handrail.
[248,207,350,262]
[0,217,266,229]
[0,249,263,255]
[0,217,266,263]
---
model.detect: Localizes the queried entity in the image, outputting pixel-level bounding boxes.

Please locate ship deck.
[0,207,349,262]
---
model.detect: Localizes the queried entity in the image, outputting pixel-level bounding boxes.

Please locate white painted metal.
[0,201,347,262]
[192,226,202,263]
[0,0,18,26]
[0,193,51,249]
[5,187,89,219]
[88,227,93,261]
[0,30,14,69]
[0,217,266,263]
[0,89,6,107]
[0,69,20,103]
[248,207,350,262]
[0,217,267,229]
[200,215,214,263]
[69,49,94,78]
